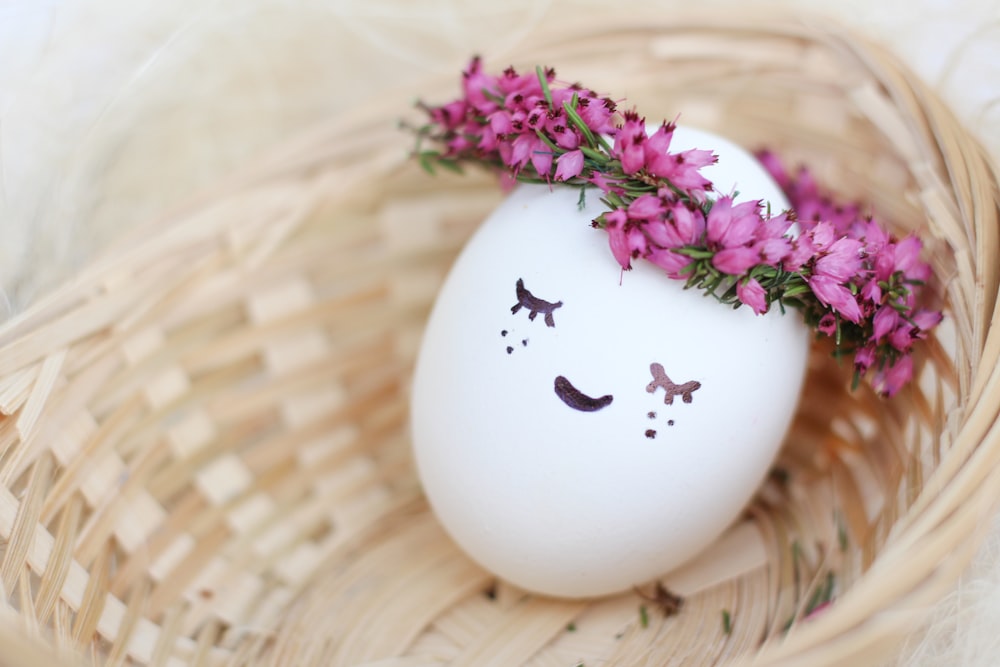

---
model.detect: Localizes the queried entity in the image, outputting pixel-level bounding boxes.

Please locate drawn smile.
[554,375,614,412]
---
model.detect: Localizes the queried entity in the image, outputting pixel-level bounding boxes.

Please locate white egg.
[411,126,810,598]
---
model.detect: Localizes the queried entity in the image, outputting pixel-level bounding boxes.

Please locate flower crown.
[409,58,942,396]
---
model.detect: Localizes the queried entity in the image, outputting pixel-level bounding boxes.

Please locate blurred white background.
[1,1,998,663]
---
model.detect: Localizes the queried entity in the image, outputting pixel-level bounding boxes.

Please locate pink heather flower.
[872,306,898,341]
[860,217,891,253]
[784,235,817,272]
[488,110,513,135]
[670,203,706,245]
[817,313,837,336]
[531,144,553,176]
[547,116,581,150]
[604,209,632,270]
[754,237,791,266]
[525,106,546,130]
[588,171,616,194]
[643,218,682,248]
[894,236,923,274]
[913,309,943,333]
[713,246,759,275]
[808,275,862,323]
[431,99,468,130]
[578,96,618,135]
[651,149,716,193]
[647,246,692,277]
[889,325,916,352]
[854,344,876,373]
[737,278,768,314]
[498,171,518,192]
[861,279,882,304]
[478,126,498,152]
[757,212,793,240]
[874,245,896,282]
[497,65,544,96]
[755,150,791,190]
[815,237,864,282]
[554,150,585,181]
[628,194,665,220]
[507,133,535,169]
[873,355,913,397]
[706,197,761,248]
[462,57,500,112]
[626,224,648,260]
[614,111,647,175]
[644,122,674,157]
[809,221,836,251]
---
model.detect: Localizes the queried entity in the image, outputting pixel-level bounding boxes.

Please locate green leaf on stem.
[536,65,554,110]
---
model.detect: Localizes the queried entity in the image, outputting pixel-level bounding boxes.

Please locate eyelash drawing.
[511,278,563,327]
[646,363,702,405]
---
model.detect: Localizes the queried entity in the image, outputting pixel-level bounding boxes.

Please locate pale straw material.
[0,11,996,667]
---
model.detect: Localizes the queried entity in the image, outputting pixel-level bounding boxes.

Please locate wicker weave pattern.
[0,13,995,666]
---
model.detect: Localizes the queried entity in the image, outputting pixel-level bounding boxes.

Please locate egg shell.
[411,126,811,598]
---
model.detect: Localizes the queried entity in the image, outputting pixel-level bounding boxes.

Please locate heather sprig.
[410,58,942,396]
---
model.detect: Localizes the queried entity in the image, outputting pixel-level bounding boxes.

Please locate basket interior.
[0,12,995,667]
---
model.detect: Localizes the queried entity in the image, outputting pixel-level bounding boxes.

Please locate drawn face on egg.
[501,276,703,440]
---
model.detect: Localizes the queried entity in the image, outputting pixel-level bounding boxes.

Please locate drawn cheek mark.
[554,376,613,412]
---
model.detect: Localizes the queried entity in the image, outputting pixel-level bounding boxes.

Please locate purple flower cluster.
[412,59,942,396]
[757,152,942,395]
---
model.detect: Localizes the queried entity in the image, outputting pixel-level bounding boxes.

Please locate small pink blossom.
[651,148,716,192]
[754,237,792,266]
[628,195,665,220]
[647,246,692,277]
[913,309,943,333]
[488,110,513,135]
[808,276,862,323]
[508,133,536,169]
[889,325,916,352]
[578,96,618,135]
[614,111,647,174]
[808,221,836,251]
[872,355,913,397]
[588,171,616,193]
[815,238,864,282]
[737,278,768,314]
[817,313,837,336]
[604,209,632,270]
[554,150,585,181]
[894,236,923,274]
[872,306,898,341]
[854,344,876,373]
[860,279,882,304]
[669,203,706,245]
[706,197,761,248]
[784,235,817,272]
[713,246,759,275]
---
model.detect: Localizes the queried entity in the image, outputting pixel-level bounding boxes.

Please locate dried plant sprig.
[409,58,942,396]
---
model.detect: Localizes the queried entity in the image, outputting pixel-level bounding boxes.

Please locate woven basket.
[0,10,997,667]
